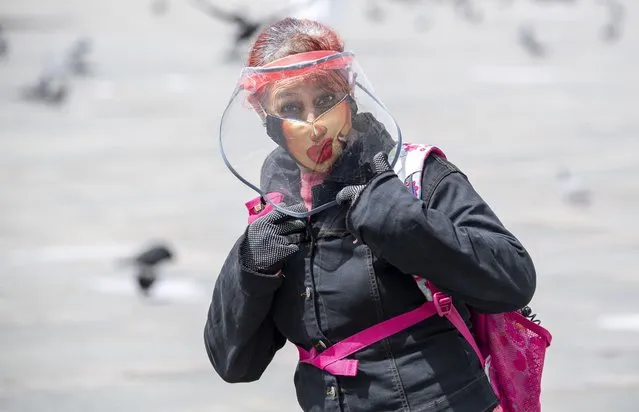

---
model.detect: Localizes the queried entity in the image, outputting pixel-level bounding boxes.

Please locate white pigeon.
[556,168,592,208]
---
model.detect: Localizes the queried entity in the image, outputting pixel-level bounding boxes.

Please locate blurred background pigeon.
[150,0,170,16]
[0,24,8,58]
[66,36,93,76]
[120,243,175,297]
[21,58,70,106]
[518,24,547,57]
[189,0,321,62]
[454,0,483,24]
[189,0,265,61]
[556,168,592,208]
[598,0,624,43]
[365,0,385,23]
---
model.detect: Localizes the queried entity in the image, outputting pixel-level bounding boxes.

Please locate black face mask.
[265,115,286,146]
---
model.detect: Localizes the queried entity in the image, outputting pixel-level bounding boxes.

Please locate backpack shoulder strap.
[393,144,484,364]
[393,143,446,198]
[393,143,446,301]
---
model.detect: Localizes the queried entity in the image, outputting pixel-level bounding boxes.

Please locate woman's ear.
[349,71,358,90]
[347,94,358,117]
[265,115,285,146]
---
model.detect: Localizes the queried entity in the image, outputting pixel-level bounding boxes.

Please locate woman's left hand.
[335,151,395,207]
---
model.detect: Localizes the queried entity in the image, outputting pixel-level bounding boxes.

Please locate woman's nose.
[304,112,325,142]
[311,123,327,141]
[305,111,316,123]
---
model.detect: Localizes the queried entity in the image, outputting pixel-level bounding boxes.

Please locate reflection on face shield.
[264,95,354,173]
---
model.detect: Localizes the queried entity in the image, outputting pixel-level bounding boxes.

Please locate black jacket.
[204,150,536,412]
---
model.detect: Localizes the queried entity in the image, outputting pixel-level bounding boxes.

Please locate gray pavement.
[1,0,638,410]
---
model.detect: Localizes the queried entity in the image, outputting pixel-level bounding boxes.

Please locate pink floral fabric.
[471,311,552,412]
[403,143,429,152]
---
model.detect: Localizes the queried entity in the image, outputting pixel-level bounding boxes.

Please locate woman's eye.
[279,102,302,117]
[316,94,336,108]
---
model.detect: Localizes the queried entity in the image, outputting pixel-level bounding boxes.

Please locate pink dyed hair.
[248,18,344,66]
[247,18,350,111]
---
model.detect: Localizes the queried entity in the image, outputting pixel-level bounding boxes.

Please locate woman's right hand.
[239,204,307,274]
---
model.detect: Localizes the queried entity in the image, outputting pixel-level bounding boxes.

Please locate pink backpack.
[393,143,553,411]
[245,143,552,412]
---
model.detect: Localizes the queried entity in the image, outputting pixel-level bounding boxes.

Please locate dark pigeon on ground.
[122,244,175,297]
[21,60,70,106]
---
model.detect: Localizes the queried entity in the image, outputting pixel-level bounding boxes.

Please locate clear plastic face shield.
[219,50,402,218]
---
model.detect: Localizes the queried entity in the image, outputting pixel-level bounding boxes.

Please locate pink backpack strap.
[394,143,486,366]
[430,286,485,367]
[297,301,439,376]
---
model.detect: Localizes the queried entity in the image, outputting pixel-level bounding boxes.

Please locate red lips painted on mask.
[306,138,334,164]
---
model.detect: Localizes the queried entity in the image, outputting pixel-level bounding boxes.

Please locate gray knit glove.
[336,152,395,207]
[240,204,307,274]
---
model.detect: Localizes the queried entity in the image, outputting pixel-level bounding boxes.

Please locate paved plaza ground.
[1,0,638,410]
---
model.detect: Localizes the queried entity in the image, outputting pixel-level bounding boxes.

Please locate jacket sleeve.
[204,234,287,383]
[346,155,536,313]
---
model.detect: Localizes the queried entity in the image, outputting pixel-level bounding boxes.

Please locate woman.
[206,17,536,412]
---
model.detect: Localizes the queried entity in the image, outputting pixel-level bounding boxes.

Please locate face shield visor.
[219,50,402,218]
